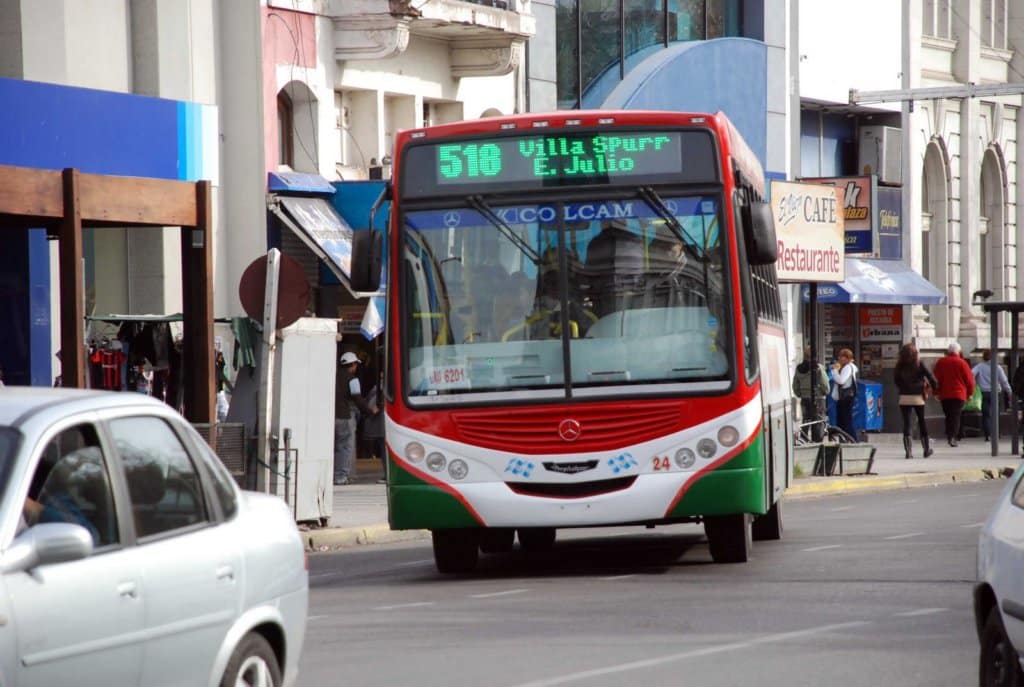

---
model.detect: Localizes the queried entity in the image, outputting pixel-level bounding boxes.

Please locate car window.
[1012,471,1024,509]
[23,424,118,548]
[197,438,239,520]
[108,416,208,539]
[0,427,19,499]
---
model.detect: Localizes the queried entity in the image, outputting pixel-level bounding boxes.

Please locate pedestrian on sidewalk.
[830,348,858,440]
[933,342,974,447]
[793,346,829,441]
[364,370,386,483]
[334,351,377,486]
[972,349,1012,442]
[893,342,938,459]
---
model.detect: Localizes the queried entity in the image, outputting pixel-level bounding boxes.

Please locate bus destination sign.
[435,132,685,186]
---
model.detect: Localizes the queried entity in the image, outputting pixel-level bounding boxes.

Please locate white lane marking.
[829,506,856,512]
[307,615,327,621]
[374,602,435,611]
[802,545,842,552]
[510,621,871,687]
[884,532,924,540]
[961,522,986,529]
[601,574,637,581]
[309,571,342,580]
[893,608,948,617]
[470,589,528,599]
[395,559,435,568]
[892,499,919,505]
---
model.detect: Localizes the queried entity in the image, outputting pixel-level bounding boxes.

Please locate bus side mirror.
[746,201,777,266]
[350,229,383,293]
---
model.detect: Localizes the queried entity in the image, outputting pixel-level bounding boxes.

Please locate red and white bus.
[351,110,792,573]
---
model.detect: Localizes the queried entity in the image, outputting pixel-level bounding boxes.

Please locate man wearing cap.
[335,351,376,485]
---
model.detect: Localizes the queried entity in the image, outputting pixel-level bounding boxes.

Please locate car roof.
[0,387,170,427]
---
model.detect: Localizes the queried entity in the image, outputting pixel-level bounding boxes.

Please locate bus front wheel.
[432,529,480,573]
[705,513,752,563]
[752,500,783,541]
[517,527,556,552]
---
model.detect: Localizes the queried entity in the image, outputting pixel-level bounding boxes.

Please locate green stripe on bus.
[388,461,480,530]
[665,434,768,517]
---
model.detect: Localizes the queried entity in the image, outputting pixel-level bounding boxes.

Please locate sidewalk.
[303,436,1023,552]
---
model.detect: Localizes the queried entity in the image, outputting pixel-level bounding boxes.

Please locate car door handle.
[215,565,235,582]
[117,581,138,599]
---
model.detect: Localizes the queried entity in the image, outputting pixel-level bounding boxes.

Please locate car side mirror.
[746,201,778,266]
[349,229,383,294]
[1,523,93,574]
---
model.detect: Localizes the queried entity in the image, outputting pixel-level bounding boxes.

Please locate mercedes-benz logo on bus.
[443,211,461,228]
[558,418,582,442]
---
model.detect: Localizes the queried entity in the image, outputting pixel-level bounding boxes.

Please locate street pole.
[257,249,281,494]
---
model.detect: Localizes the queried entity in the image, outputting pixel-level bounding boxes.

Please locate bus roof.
[396,109,765,198]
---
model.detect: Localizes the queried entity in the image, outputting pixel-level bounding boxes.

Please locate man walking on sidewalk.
[972,349,1012,442]
[933,342,974,447]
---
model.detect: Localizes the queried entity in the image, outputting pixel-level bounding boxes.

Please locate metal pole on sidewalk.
[257,249,281,493]
[990,315,998,457]
[809,284,819,437]
[1013,312,1020,457]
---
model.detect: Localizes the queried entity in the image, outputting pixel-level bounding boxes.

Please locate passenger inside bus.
[501,247,595,341]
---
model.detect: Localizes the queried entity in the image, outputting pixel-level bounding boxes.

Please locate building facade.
[799,0,1024,358]
[0,0,533,386]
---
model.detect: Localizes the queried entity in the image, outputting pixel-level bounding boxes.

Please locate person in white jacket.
[831,348,859,439]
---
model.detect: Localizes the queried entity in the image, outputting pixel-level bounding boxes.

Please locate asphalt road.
[299,481,1007,687]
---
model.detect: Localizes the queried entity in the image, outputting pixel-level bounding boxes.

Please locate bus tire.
[517,527,556,552]
[704,513,752,563]
[752,500,783,541]
[432,529,480,573]
[479,527,515,554]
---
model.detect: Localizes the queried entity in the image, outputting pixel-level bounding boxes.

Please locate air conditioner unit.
[859,126,902,185]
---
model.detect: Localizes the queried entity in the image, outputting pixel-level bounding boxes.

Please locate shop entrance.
[0,164,215,429]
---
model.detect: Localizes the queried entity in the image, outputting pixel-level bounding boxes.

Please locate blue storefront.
[0,77,216,386]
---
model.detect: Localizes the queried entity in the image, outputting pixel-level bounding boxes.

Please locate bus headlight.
[405,442,425,463]
[426,452,447,472]
[697,438,717,458]
[717,425,740,447]
[674,448,696,469]
[448,459,469,480]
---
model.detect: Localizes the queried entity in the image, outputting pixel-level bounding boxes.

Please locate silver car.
[0,388,308,687]
[976,463,1024,686]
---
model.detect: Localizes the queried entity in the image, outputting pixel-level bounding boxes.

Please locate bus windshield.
[400,193,732,404]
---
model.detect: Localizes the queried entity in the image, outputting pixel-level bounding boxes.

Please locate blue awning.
[801,258,947,305]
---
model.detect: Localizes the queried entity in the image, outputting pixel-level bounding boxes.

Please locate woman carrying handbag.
[831,348,859,440]
[893,342,939,458]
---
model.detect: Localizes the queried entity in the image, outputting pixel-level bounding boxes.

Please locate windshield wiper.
[638,187,706,265]
[466,195,540,266]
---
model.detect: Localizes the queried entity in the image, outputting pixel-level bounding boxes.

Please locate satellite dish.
[239,252,311,330]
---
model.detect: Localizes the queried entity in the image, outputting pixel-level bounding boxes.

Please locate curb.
[305,524,430,552]
[785,466,1017,499]
[305,467,1019,551]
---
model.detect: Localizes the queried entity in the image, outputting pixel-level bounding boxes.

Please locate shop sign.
[859,305,902,341]
[877,186,902,259]
[800,176,874,255]
[769,181,845,283]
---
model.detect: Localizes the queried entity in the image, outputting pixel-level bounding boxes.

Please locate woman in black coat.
[893,342,939,458]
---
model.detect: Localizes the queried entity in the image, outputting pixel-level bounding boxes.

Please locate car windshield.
[400,193,732,405]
